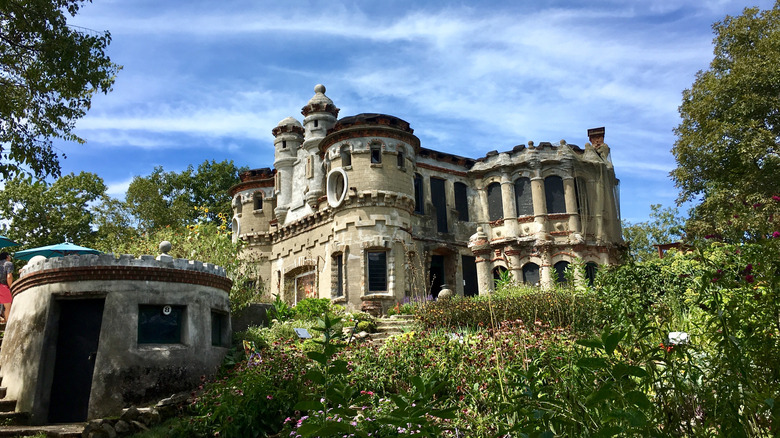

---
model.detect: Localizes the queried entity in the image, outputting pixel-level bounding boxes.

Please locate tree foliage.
[672,2,780,241]
[125,160,245,231]
[0,0,120,179]
[0,171,107,248]
[621,204,687,261]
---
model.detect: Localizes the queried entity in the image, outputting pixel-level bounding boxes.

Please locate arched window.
[545,176,566,214]
[487,182,503,221]
[341,145,351,167]
[514,177,533,217]
[397,150,405,169]
[231,218,239,243]
[585,262,598,287]
[370,144,382,164]
[522,262,540,285]
[492,266,508,289]
[253,192,263,211]
[554,261,570,284]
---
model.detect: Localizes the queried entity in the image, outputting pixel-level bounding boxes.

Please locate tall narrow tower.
[272,117,304,223]
[301,84,339,208]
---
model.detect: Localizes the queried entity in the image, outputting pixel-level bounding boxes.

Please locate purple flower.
[746,274,755,283]
[753,203,763,209]
[773,195,780,202]
[773,231,780,238]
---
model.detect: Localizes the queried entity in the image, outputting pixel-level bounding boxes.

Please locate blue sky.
[58,0,776,223]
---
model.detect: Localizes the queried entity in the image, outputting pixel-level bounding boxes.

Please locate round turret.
[302,84,340,139]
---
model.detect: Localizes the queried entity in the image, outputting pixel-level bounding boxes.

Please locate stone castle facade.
[230,85,624,313]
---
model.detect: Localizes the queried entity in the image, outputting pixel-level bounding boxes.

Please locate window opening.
[585,262,598,287]
[430,177,448,233]
[414,173,425,214]
[487,182,503,221]
[454,182,469,221]
[253,192,263,210]
[522,263,540,285]
[138,305,184,344]
[211,311,228,347]
[554,261,570,284]
[367,251,387,292]
[492,266,508,290]
[370,144,382,164]
[397,151,405,168]
[515,177,533,216]
[334,254,344,297]
[545,176,566,214]
[282,140,287,149]
[341,146,351,167]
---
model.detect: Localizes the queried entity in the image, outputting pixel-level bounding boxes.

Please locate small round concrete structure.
[0,252,232,424]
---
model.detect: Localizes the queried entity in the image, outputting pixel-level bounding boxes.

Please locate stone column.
[563,176,581,234]
[500,174,518,237]
[531,175,547,239]
[539,245,553,289]
[273,157,296,223]
[506,249,522,283]
[478,183,490,223]
[468,227,493,295]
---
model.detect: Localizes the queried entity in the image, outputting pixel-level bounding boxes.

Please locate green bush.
[293,298,333,321]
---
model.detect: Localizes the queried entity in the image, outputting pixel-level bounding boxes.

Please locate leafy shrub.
[345,311,377,333]
[415,288,602,332]
[293,298,333,321]
[268,293,295,323]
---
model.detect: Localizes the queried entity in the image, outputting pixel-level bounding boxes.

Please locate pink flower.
[267,395,273,400]
[773,231,780,238]
[773,195,780,202]
[746,274,755,283]
[753,203,763,209]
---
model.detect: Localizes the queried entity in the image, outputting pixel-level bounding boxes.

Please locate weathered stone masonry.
[231,85,624,314]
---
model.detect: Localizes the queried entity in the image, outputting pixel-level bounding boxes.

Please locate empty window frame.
[397,150,405,169]
[253,192,263,211]
[430,177,448,233]
[211,310,229,347]
[454,182,469,221]
[554,261,570,284]
[585,262,598,287]
[514,177,533,217]
[413,173,425,214]
[522,262,540,285]
[138,305,184,344]
[341,146,352,167]
[334,253,345,297]
[545,176,566,214]
[370,144,382,164]
[367,250,387,292]
[487,182,503,221]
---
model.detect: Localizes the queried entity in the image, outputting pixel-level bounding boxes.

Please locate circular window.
[326,168,348,208]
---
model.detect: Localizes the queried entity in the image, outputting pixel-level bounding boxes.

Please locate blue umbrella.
[0,236,19,248]
[14,242,101,261]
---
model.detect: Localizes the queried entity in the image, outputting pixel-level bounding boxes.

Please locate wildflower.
[745,274,755,283]
[773,231,780,238]
[773,195,780,202]
[267,395,273,400]
[753,203,763,209]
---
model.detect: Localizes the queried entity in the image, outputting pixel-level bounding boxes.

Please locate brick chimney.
[587,127,605,147]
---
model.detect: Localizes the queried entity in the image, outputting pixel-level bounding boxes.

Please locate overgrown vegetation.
[141,236,780,437]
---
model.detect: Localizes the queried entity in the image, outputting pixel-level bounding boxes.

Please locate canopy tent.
[0,236,19,249]
[14,242,101,261]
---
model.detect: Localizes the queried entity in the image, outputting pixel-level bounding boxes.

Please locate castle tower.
[272,117,304,223]
[301,84,340,209]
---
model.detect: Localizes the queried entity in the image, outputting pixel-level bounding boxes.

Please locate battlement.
[19,252,228,279]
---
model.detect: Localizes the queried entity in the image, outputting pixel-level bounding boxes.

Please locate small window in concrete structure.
[314,120,319,128]
[397,151,405,169]
[253,192,263,211]
[430,177,448,233]
[585,262,598,286]
[414,173,424,214]
[341,146,351,167]
[211,310,229,347]
[367,250,387,292]
[334,253,344,297]
[370,144,382,164]
[554,261,570,284]
[282,141,287,149]
[454,182,469,221]
[545,176,566,214]
[515,177,533,217]
[138,305,184,344]
[487,182,503,221]
[522,262,540,285]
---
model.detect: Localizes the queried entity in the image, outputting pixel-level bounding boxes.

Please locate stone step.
[0,411,30,426]
[388,314,415,320]
[0,399,15,412]
[0,423,84,437]
[376,319,413,327]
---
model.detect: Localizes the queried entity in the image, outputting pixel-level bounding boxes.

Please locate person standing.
[0,252,13,323]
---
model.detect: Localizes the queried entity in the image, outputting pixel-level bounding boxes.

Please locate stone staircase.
[369,314,415,343]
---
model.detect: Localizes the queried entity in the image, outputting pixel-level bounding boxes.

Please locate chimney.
[588,127,605,147]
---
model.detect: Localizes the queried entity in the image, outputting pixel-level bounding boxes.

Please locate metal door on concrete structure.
[47,298,105,423]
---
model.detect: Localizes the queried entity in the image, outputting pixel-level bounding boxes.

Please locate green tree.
[672,2,780,241]
[621,204,686,261]
[124,160,244,231]
[0,0,120,179]
[0,171,107,248]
